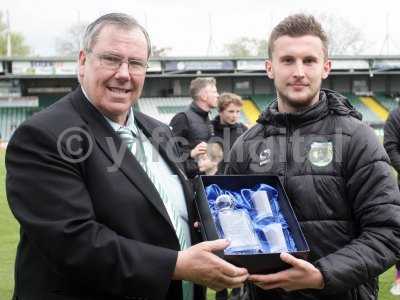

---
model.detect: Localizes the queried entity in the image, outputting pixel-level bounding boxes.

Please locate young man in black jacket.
[227,14,400,300]
[211,92,248,175]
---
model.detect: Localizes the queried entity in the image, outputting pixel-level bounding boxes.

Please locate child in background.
[197,143,223,175]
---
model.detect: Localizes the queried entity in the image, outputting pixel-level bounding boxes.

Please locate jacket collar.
[211,115,223,129]
[211,115,240,130]
[257,89,362,128]
[190,101,210,118]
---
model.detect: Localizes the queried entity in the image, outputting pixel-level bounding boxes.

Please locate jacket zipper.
[284,114,292,188]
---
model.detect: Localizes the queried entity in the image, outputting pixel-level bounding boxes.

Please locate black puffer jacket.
[170,102,213,150]
[170,102,213,178]
[210,116,248,149]
[210,116,248,174]
[227,89,400,300]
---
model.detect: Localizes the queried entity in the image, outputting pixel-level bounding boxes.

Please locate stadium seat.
[138,97,249,126]
[252,94,276,111]
[373,92,400,112]
[343,93,382,124]
[0,107,36,141]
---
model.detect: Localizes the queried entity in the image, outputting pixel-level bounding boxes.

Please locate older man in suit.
[6,13,248,300]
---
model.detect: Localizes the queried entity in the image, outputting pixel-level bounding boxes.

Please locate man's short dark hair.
[268,14,328,59]
[82,13,152,59]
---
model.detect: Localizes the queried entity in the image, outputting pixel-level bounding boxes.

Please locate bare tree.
[55,21,87,57]
[0,11,30,56]
[224,13,368,57]
[151,45,172,58]
[316,13,369,56]
[56,22,172,59]
[224,37,267,57]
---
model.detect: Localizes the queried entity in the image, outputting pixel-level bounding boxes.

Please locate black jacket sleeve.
[314,123,400,293]
[170,112,190,151]
[170,112,200,178]
[384,108,400,173]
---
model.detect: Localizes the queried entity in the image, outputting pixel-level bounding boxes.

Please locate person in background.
[170,77,219,178]
[210,92,248,174]
[197,142,223,176]
[383,106,400,296]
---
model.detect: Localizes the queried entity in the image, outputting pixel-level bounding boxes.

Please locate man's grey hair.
[189,77,217,101]
[82,13,151,59]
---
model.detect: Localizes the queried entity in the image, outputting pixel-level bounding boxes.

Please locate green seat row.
[0,107,37,141]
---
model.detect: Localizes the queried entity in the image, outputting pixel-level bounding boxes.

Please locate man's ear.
[265,60,274,79]
[78,50,86,79]
[198,88,206,102]
[322,59,332,79]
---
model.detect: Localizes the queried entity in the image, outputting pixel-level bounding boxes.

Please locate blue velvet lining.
[205,183,297,254]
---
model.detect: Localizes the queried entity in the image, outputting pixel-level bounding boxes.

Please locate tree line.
[0,11,369,58]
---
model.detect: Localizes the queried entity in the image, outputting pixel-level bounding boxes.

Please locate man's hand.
[248,253,324,292]
[173,239,249,291]
[190,142,208,159]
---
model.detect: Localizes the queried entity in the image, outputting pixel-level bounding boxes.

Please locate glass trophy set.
[205,183,297,255]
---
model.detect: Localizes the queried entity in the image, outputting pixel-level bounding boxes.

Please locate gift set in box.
[194,175,309,274]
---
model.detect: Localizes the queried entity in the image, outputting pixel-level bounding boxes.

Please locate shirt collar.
[190,101,210,118]
[105,108,137,135]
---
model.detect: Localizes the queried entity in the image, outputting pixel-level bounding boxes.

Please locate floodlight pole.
[206,12,215,56]
[379,13,393,55]
[6,10,12,57]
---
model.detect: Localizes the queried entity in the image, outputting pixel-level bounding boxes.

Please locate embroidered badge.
[259,148,271,166]
[308,142,333,167]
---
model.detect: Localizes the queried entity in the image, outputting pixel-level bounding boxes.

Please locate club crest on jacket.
[308,142,333,167]
[259,148,271,166]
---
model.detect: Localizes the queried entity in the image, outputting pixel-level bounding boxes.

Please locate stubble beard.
[277,86,320,112]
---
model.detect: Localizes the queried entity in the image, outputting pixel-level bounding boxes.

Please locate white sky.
[3,0,400,57]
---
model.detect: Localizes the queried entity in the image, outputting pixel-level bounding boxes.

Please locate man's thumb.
[202,239,230,252]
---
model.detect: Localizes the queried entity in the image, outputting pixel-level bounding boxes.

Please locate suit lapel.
[69,87,174,228]
[134,112,195,223]
[135,112,188,178]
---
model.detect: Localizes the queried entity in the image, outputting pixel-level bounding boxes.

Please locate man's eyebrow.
[100,52,146,62]
[128,58,146,63]
[279,55,294,60]
[99,52,122,57]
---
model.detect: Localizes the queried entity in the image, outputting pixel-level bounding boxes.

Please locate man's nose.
[294,61,305,78]
[115,62,130,79]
